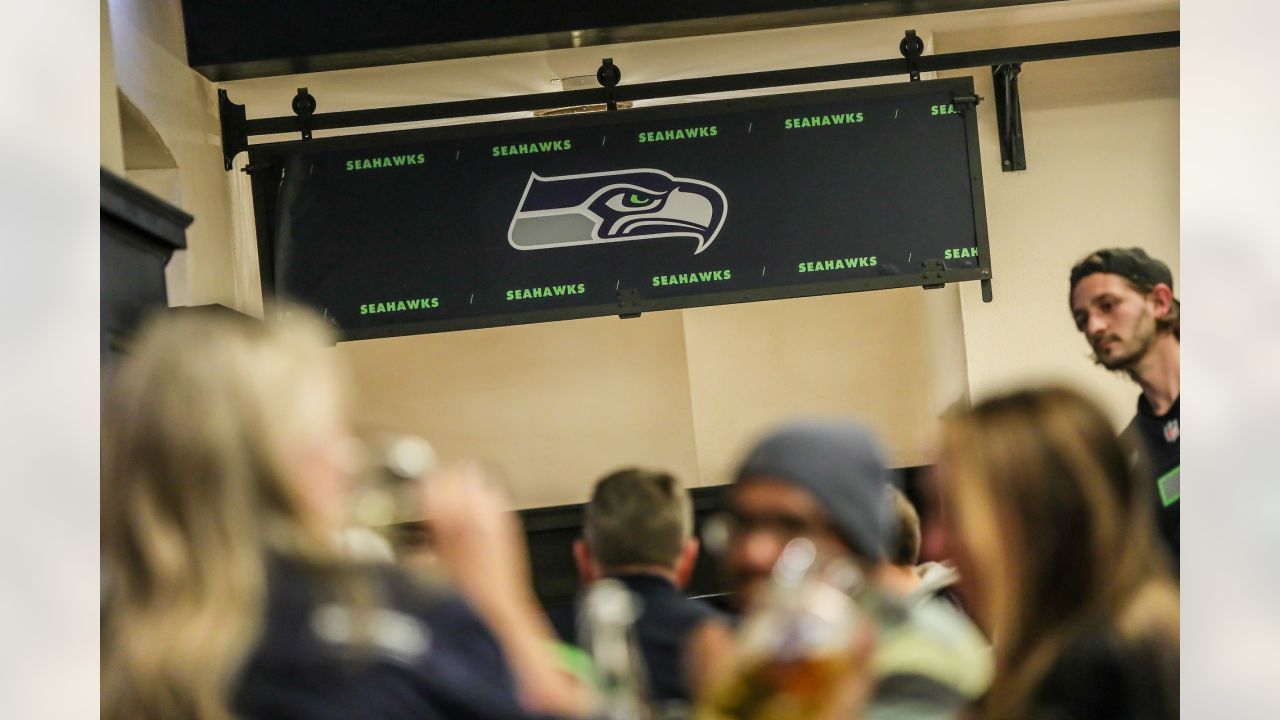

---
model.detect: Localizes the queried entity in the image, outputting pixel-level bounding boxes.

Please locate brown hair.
[886,486,922,567]
[938,387,1178,720]
[1122,277,1180,340]
[584,468,692,570]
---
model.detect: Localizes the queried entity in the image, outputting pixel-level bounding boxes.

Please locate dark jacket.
[1028,625,1179,720]
[973,623,1179,720]
[234,555,548,720]
[1122,394,1180,571]
[554,572,726,705]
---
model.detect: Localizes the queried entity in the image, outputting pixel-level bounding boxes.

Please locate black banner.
[249,77,990,339]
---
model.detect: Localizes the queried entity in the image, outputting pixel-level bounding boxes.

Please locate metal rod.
[240,31,1177,138]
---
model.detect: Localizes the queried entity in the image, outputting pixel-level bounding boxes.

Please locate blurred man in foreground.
[712,421,990,719]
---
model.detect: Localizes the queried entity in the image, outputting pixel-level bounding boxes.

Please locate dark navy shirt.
[1022,623,1179,720]
[554,573,726,704]
[234,556,548,720]
[1122,395,1179,570]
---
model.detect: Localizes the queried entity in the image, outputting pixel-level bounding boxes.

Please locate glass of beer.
[696,539,870,720]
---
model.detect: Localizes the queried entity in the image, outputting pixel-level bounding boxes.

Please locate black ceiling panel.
[182,0,1061,81]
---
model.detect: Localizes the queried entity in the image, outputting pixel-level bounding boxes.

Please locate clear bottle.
[346,433,437,529]
[580,578,653,720]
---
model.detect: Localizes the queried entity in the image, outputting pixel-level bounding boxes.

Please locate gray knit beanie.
[734,419,895,562]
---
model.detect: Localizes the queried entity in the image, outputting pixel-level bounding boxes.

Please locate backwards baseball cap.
[733,420,894,562]
[1069,247,1174,294]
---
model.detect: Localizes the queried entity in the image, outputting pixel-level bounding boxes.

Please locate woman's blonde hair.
[102,307,352,720]
[938,387,1178,720]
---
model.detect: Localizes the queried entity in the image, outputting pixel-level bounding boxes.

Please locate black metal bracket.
[617,286,640,318]
[992,63,1026,171]
[900,30,925,82]
[952,92,983,115]
[218,89,248,171]
[597,58,622,111]
[292,87,317,140]
[921,258,946,289]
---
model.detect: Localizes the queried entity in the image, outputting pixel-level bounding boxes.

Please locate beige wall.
[682,288,960,485]
[340,287,962,511]
[100,0,125,174]
[105,0,261,314]
[140,0,1177,508]
[938,18,1179,426]
[341,312,701,509]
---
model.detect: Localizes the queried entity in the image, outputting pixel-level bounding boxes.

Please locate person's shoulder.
[621,575,728,625]
[874,595,993,702]
[634,590,730,646]
[1118,410,1151,468]
[680,593,730,623]
[1120,408,1146,444]
[269,557,496,661]
[373,565,513,658]
[899,595,989,658]
[1033,623,1178,720]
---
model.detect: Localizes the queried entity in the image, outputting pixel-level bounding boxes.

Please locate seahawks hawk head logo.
[508,168,728,255]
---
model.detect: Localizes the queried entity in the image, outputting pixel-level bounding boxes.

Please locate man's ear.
[674,537,700,589]
[1149,283,1175,319]
[573,538,600,585]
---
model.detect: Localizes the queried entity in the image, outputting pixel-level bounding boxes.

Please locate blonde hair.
[584,468,692,570]
[885,486,922,567]
[938,387,1178,720]
[101,308,355,720]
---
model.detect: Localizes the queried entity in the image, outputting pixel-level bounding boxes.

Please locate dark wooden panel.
[100,170,191,363]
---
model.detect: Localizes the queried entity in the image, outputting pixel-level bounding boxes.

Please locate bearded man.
[1069,248,1180,567]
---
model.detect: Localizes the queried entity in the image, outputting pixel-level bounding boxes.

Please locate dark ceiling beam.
[234,31,1179,140]
[189,0,1062,81]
